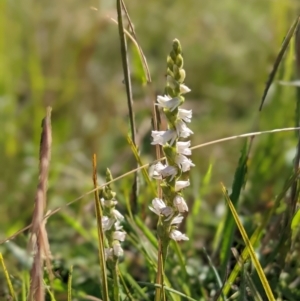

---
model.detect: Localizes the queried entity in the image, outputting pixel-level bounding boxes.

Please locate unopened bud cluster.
[150,39,194,241]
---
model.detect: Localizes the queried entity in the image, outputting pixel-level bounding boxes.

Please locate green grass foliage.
[1,0,300,300]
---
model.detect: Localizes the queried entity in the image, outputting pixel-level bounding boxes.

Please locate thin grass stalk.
[154,240,165,301]
[122,273,150,300]
[110,16,151,84]
[118,269,135,301]
[231,249,263,301]
[67,266,73,301]
[116,0,136,143]
[259,16,300,110]
[172,240,189,287]
[22,270,28,301]
[28,107,52,301]
[116,0,138,212]
[121,0,151,83]
[258,170,300,270]
[0,253,16,300]
[289,24,300,220]
[112,263,119,300]
[43,280,56,301]
[92,155,109,301]
[220,228,263,300]
[202,248,225,301]
[119,0,162,169]
[139,282,198,301]
[111,8,159,165]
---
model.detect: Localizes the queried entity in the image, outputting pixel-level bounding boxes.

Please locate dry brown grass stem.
[28,107,52,301]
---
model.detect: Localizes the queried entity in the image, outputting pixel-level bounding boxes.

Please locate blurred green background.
[1,0,300,297]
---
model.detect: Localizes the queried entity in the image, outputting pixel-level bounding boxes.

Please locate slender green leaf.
[0,253,16,301]
[221,184,276,301]
[67,265,73,301]
[220,142,248,277]
[259,16,300,110]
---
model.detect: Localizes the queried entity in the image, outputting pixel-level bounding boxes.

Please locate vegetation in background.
[1,0,300,300]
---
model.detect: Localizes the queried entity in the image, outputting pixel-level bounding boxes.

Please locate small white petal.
[175,154,195,172]
[170,229,189,241]
[113,231,126,242]
[171,215,184,224]
[152,198,166,208]
[113,243,124,257]
[151,130,177,145]
[149,162,165,179]
[180,84,191,94]
[102,216,115,231]
[178,109,192,123]
[112,209,124,221]
[149,198,166,215]
[175,180,190,192]
[161,206,174,218]
[149,198,173,217]
[114,221,123,230]
[149,163,178,181]
[175,119,193,138]
[156,95,181,112]
[173,195,189,212]
[160,165,178,180]
[176,141,192,155]
[104,248,114,260]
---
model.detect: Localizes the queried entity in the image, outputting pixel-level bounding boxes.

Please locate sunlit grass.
[1,0,300,300]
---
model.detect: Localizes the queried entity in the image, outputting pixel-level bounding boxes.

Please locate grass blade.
[221,184,276,301]
[121,0,151,83]
[67,265,73,301]
[219,169,299,299]
[219,142,248,278]
[259,16,300,110]
[219,227,262,299]
[121,272,150,301]
[202,247,225,301]
[0,253,16,300]
[231,248,263,301]
[92,155,109,301]
[288,22,300,233]
[138,282,199,301]
[116,0,138,213]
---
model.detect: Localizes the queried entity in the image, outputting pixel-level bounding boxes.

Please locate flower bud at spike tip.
[106,168,113,183]
[172,39,182,54]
